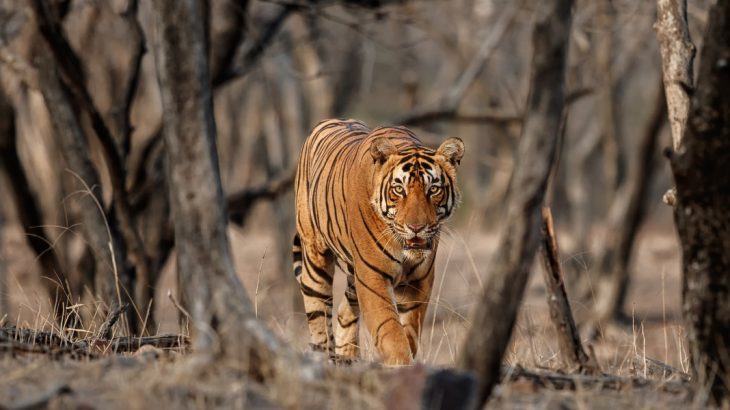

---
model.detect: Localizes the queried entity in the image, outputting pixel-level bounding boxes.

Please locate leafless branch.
[228,169,295,226]
[397,109,521,127]
[213,5,297,88]
[393,3,519,126]
[441,2,519,109]
[397,87,592,128]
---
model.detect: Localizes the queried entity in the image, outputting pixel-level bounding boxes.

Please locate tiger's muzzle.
[402,223,436,251]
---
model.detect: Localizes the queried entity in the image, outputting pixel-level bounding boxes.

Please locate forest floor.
[0,209,704,409]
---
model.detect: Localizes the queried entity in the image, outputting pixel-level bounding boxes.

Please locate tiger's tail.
[292,233,303,284]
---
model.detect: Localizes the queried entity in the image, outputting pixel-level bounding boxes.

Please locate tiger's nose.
[407,224,426,233]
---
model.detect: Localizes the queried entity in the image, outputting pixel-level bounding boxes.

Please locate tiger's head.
[370,136,465,258]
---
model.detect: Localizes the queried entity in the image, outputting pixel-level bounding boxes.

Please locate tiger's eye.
[392,186,404,195]
[429,186,442,195]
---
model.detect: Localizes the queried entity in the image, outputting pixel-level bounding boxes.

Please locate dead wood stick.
[96,303,129,341]
[0,327,68,347]
[104,335,189,353]
[501,366,689,394]
[0,325,188,358]
[539,207,599,375]
[628,355,690,381]
[0,327,94,359]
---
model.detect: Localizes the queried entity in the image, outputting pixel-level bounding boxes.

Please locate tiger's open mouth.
[403,237,433,250]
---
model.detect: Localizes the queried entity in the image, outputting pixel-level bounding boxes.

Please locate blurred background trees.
[3,0,730,405]
[0,0,724,393]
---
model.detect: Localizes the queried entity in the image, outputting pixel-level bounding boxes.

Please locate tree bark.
[670,1,730,405]
[655,0,695,152]
[655,0,696,207]
[456,1,574,407]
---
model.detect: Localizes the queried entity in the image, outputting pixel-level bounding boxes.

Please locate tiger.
[293,119,464,365]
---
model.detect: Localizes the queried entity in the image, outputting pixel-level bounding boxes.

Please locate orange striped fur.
[293,119,464,365]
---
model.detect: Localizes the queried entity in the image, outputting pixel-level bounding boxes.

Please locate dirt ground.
[0,204,698,409]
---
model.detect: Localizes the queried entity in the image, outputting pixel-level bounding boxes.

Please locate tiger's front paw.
[380,343,414,366]
[330,353,356,366]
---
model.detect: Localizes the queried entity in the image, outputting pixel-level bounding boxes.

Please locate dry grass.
[0,205,699,409]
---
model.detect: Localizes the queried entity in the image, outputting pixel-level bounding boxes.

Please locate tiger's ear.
[437,137,464,166]
[370,137,397,164]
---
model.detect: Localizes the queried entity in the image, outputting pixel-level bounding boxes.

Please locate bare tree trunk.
[670,2,730,405]
[539,207,598,374]
[456,1,574,406]
[153,0,241,353]
[33,46,137,331]
[590,81,666,326]
[0,90,74,322]
[151,0,292,366]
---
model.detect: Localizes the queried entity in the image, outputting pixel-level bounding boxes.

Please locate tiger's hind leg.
[293,234,336,353]
[335,270,360,359]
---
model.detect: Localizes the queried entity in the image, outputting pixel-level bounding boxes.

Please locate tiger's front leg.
[395,258,435,357]
[354,260,412,366]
